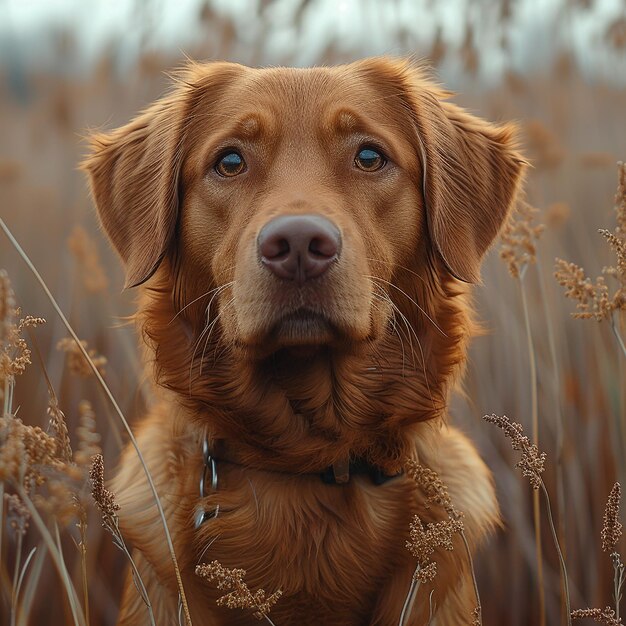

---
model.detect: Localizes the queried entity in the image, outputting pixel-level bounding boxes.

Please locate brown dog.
[83,57,524,625]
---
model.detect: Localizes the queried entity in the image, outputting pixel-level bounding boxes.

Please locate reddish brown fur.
[83,57,524,625]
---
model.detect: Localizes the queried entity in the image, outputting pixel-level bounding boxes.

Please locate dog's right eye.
[215,151,246,177]
[355,147,386,172]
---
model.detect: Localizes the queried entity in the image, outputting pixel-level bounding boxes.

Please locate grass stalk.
[1,375,12,574]
[610,314,626,360]
[17,544,47,626]
[540,481,572,623]
[427,590,435,625]
[519,269,546,626]
[0,217,193,625]
[114,528,156,626]
[11,547,36,626]
[0,481,4,583]
[76,516,90,626]
[460,531,482,624]
[398,567,422,626]
[538,259,568,624]
[608,551,625,621]
[10,531,24,625]
[54,523,83,626]
[15,485,86,626]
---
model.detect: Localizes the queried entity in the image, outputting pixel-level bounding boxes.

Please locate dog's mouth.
[269,308,335,346]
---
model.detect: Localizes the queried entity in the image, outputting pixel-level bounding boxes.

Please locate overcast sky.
[1,0,624,84]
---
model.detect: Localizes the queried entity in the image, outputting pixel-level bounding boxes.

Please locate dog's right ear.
[82,62,242,288]
[82,91,186,288]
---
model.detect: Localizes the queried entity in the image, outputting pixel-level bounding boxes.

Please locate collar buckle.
[195,437,220,528]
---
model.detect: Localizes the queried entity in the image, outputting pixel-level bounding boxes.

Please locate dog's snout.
[258,214,341,284]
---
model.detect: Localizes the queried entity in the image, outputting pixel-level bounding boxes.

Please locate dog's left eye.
[215,151,246,177]
[354,147,386,172]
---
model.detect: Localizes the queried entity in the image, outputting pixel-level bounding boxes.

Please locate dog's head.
[84,58,523,457]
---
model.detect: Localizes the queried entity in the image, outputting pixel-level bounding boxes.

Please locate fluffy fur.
[83,57,525,625]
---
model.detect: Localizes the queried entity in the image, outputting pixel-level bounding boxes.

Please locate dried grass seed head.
[602,482,623,553]
[74,400,101,469]
[483,414,546,489]
[57,337,107,377]
[90,453,120,520]
[0,272,45,386]
[5,492,30,537]
[555,162,626,321]
[47,399,73,463]
[405,459,453,512]
[500,200,545,278]
[406,515,464,561]
[195,560,282,620]
[67,225,109,293]
[0,269,15,346]
[571,607,623,625]
[0,415,61,490]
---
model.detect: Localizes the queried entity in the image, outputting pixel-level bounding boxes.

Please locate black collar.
[195,438,402,528]
[206,438,401,486]
[320,457,402,485]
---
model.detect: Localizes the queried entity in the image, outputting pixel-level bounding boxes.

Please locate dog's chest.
[190,465,417,620]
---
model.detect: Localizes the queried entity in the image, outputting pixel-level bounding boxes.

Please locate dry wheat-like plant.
[460,22,479,76]
[603,483,623,553]
[483,414,546,489]
[0,270,45,401]
[574,482,626,623]
[400,460,481,626]
[57,337,107,378]
[195,559,283,624]
[483,414,571,624]
[67,225,109,293]
[605,17,626,51]
[499,198,549,625]
[89,453,156,625]
[555,162,626,355]
[1,218,193,623]
[0,270,92,625]
[500,200,545,279]
[572,607,624,625]
[525,120,564,170]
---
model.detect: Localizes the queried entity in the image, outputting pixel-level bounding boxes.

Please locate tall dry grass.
[1,1,625,623]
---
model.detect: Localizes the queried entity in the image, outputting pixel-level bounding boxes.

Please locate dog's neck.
[137,265,473,474]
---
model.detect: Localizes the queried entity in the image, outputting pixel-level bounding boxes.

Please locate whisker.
[189,319,212,395]
[372,293,408,376]
[371,295,406,376]
[365,257,428,285]
[168,281,234,325]
[187,284,237,391]
[366,275,447,337]
[373,288,415,374]
[196,534,221,565]
[198,312,225,379]
[372,283,436,410]
[211,299,236,367]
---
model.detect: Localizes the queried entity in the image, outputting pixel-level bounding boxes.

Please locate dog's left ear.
[378,59,526,283]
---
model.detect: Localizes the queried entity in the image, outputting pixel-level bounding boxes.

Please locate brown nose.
[257,215,341,284]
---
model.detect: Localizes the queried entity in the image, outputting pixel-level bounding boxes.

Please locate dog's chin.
[270,310,335,346]
[236,309,368,359]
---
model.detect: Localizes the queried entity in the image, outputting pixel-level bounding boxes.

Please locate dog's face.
[84,58,523,364]
[179,64,428,355]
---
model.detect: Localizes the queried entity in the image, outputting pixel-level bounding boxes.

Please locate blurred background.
[1,0,625,624]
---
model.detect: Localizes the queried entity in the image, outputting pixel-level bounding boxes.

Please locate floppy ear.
[82,61,243,288]
[82,91,187,288]
[399,63,526,283]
